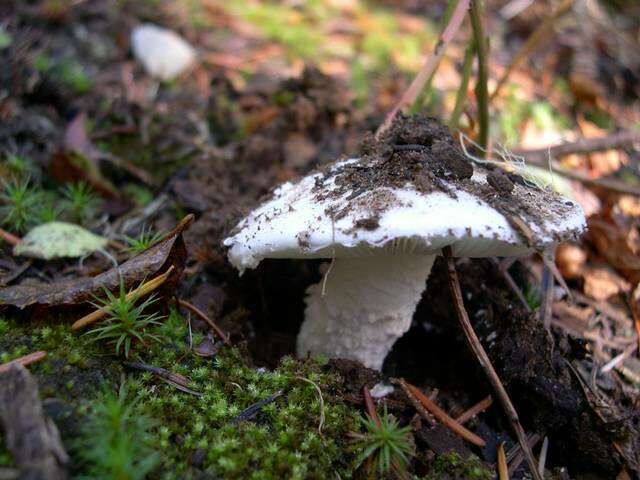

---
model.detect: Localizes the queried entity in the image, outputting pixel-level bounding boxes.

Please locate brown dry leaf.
[194,333,220,358]
[576,117,623,176]
[0,215,193,310]
[556,243,587,279]
[583,266,630,302]
[63,112,100,160]
[587,218,640,282]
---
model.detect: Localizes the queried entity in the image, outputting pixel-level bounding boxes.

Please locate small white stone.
[131,24,196,81]
[370,382,394,399]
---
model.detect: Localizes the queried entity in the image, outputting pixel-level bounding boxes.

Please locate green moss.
[0,309,360,479]
[423,451,493,480]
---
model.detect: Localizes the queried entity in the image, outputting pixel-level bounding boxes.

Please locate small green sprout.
[85,283,164,358]
[353,406,414,478]
[123,226,163,254]
[77,381,160,479]
[0,177,41,233]
[524,284,541,311]
[61,182,99,224]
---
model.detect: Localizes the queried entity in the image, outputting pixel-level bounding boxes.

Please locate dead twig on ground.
[513,130,640,196]
[455,395,493,424]
[232,391,284,423]
[177,299,230,345]
[71,266,175,331]
[0,228,20,247]
[443,246,542,480]
[395,378,486,447]
[393,379,436,427]
[498,442,509,480]
[362,385,380,426]
[492,258,531,312]
[0,351,47,374]
[449,41,475,130]
[506,433,542,476]
[538,436,549,478]
[490,0,574,102]
[515,130,640,162]
[376,0,470,137]
[469,0,489,154]
[125,361,203,396]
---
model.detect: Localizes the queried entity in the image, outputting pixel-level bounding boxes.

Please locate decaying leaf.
[583,266,630,302]
[13,222,109,260]
[0,215,193,310]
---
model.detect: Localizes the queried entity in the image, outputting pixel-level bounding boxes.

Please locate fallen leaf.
[583,266,630,302]
[13,222,108,260]
[588,218,640,282]
[50,113,118,198]
[194,333,221,357]
[556,243,587,279]
[0,215,193,310]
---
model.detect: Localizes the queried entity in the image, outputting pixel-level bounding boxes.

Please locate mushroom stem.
[297,253,435,370]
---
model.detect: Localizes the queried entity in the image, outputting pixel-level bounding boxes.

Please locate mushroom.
[131,24,196,81]
[223,116,586,370]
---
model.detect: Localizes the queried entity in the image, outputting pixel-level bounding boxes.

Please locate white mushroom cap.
[131,24,196,81]
[224,158,586,272]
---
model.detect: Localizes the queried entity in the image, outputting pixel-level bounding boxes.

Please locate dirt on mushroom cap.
[312,114,582,247]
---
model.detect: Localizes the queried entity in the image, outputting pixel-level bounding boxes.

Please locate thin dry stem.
[455,395,493,424]
[296,376,325,435]
[443,246,543,480]
[0,351,47,374]
[498,442,509,480]
[177,298,230,345]
[71,265,175,331]
[0,228,21,247]
[396,379,486,447]
[362,385,380,427]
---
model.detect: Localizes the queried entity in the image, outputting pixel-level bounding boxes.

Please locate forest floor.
[1,0,640,479]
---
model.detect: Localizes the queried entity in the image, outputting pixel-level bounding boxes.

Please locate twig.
[177,299,230,345]
[362,385,380,426]
[396,379,486,447]
[0,351,47,374]
[71,266,175,331]
[513,130,640,196]
[393,379,436,427]
[507,433,541,476]
[630,287,640,353]
[0,228,20,247]
[125,361,203,396]
[538,436,549,477]
[375,0,470,137]
[296,376,325,435]
[232,391,284,423]
[539,252,555,330]
[515,130,640,161]
[492,258,531,312]
[498,442,509,480]
[490,0,574,102]
[455,395,493,424]
[449,41,475,130]
[469,0,489,154]
[443,246,542,480]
